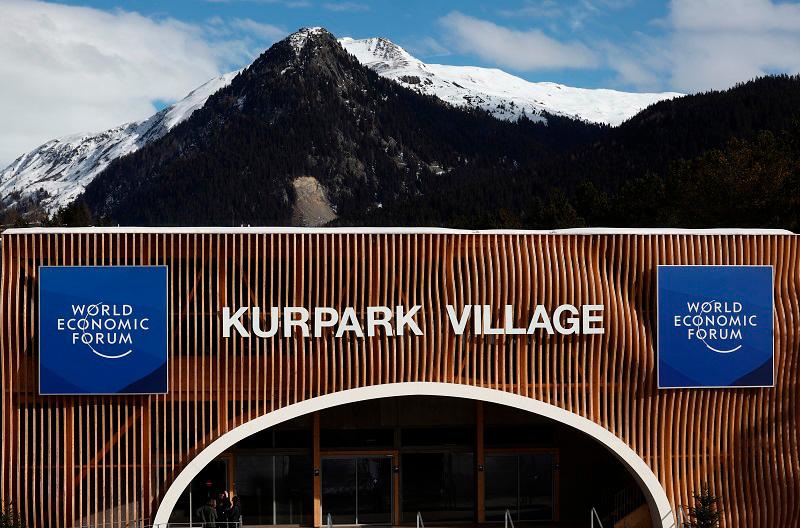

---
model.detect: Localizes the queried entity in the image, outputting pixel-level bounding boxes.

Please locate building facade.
[1,228,798,527]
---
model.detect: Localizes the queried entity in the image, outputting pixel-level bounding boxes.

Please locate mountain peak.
[339,36,422,74]
[242,26,359,86]
[287,27,334,55]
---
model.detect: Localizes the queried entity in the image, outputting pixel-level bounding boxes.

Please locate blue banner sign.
[658,265,773,388]
[39,266,168,395]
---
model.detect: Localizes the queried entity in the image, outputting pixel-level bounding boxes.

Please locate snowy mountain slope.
[339,37,682,126]
[0,71,238,214]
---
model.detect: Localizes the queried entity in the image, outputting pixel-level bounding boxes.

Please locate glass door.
[485,452,556,521]
[322,455,392,525]
[234,453,313,525]
[322,458,358,524]
[400,451,475,522]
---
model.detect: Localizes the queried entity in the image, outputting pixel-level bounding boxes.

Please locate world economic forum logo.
[39,266,168,395]
[658,265,774,389]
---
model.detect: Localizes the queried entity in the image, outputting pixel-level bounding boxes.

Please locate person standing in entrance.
[196,498,218,527]
[229,496,242,526]
[217,491,232,521]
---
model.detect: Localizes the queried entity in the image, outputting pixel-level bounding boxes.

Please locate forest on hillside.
[367,75,800,231]
[2,74,799,232]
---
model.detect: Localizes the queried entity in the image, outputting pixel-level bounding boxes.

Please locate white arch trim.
[153,383,675,527]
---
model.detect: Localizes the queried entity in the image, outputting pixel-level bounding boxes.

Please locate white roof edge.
[2,226,794,235]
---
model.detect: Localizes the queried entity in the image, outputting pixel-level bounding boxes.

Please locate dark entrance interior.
[322,456,393,525]
[195,458,229,504]
[484,453,555,522]
[169,396,649,527]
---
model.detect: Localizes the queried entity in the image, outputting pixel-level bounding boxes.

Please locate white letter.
[504,305,526,334]
[483,305,503,335]
[553,304,579,335]
[284,307,310,338]
[446,305,471,335]
[253,307,279,338]
[526,305,555,334]
[222,307,250,338]
[396,305,423,336]
[582,305,604,335]
[368,307,394,337]
[336,307,364,338]
[314,307,339,337]
[474,305,483,334]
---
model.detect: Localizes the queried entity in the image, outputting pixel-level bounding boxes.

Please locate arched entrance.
[154,383,675,527]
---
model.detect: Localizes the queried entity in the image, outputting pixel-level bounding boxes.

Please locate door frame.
[320,450,400,526]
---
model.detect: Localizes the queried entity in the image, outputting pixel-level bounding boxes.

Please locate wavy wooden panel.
[1,231,798,527]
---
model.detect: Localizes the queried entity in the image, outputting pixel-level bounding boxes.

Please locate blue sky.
[2,0,800,165]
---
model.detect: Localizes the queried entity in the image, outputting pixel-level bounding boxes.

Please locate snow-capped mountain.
[339,37,681,126]
[0,71,238,214]
[1,28,681,217]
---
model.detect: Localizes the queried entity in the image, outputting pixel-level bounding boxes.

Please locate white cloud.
[608,0,800,92]
[227,18,285,40]
[498,0,634,31]
[663,0,800,91]
[406,36,451,59]
[439,11,598,71]
[0,1,283,166]
[600,39,666,90]
[671,0,800,31]
[498,1,563,19]
[438,1,800,93]
[322,2,370,12]
[206,0,311,6]
[205,16,286,64]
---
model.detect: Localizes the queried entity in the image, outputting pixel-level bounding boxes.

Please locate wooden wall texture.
[1,230,798,527]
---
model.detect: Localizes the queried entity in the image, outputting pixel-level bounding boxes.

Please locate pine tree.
[0,502,25,528]
[689,484,721,528]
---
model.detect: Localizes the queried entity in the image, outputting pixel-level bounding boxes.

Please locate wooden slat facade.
[1,230,798,527]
